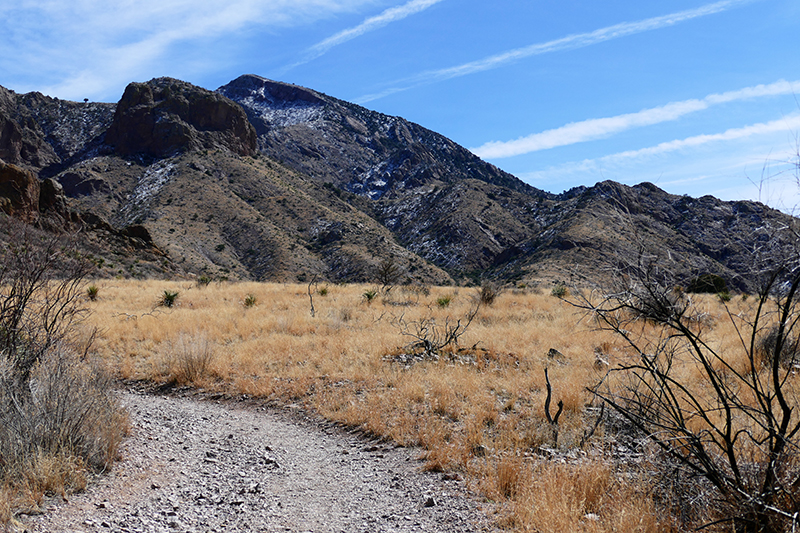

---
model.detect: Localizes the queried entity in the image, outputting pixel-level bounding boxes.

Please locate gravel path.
[20,390,498,533]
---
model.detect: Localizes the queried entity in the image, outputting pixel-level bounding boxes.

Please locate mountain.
[0,76,795,289]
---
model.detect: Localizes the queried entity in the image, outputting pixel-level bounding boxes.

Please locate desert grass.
[81,280,765,532]
[0,346,128,528]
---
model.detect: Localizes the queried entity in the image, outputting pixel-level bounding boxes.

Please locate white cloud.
[285,0,445,70]
[472,79,800,159]
[604,114,800,161]
[354,0,756,103]
[0,0,377,101]
[518,114,800,197]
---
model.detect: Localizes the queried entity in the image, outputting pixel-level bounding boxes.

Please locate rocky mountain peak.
[221,75,327,107]
[105,77,257,158]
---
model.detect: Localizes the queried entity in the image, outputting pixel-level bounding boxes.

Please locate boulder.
[58,170,113,197]
[0,160,40,223]
[39,178,68,214]
[105,78,257,158]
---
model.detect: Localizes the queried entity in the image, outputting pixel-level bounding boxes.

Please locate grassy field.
[78,279,781,532]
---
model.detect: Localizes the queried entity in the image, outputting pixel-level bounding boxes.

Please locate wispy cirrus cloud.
[283,0,445,72]
[603,114,800,162]
[518,114,800,210]
[354,0,757,103]
[472,79,800,159]
[0,0,378,101]
[522,114,800,182]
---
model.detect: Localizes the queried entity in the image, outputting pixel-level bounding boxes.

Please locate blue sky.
[2,1,800,209]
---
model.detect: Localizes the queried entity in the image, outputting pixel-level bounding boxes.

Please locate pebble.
[21,391,499,533]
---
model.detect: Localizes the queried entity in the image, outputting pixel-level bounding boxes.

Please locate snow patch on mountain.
[119,162,175,225]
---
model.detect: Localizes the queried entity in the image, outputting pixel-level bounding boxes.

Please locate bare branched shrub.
[375,257,404,291]
[392,292,482,359]
[571,212,800,532]
[0,219,126,520]
[0,221,93,394]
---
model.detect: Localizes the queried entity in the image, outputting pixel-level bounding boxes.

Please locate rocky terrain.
[20,391,498,533]
[0,75,796,288]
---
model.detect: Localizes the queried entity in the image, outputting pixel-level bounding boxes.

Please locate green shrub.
[318,286,329,297]
[161,290,179,308]
[86,285,99,301]
[243,294,257,308]
[436,296,452,308]
[197,275,212,287]
[687,273,727,294]
[551,284,568,298]
[363,289,378,305]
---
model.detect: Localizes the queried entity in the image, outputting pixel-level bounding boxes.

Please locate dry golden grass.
[82,280,765,532]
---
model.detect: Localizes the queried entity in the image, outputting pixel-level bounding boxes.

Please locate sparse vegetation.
[160,290,179,308]
[82,279,656,531]
[571,218,800,532]
[243,293,257,308]
[87,284,99,301]
[0,221,126,525]
[158,333,216,385]
[30,259,800,532]
[550,284,568,298]
[362,288,378,304]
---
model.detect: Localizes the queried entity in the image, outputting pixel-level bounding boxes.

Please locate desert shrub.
[163,334,215,385]
[686,273,727,294]
[362,289,378,305]
[573,218,800,532]
[0,346,127,475]
[0,220,126,520]
[402,283,431,298]
[479,283,501,306]
[86,284,99,301]
[375,257,404,290]
[551,284,568,298]
[436,295,452,308]
[318,286,329,296]
[757,326,800,368]
[160,290,179,308]
[243,293,257,308]
[196,275,212,287]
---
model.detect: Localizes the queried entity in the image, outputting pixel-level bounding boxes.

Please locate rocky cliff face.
[0,86,116,174]
[105,78,257,158]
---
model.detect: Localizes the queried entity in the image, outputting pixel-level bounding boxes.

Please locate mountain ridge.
[0,75,794,289]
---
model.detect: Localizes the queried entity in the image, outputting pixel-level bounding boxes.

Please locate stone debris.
[21,391,498,533]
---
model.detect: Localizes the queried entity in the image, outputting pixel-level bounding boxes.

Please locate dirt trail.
[20,390,498,533]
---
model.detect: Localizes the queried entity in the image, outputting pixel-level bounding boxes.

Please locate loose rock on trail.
[21,391,498,533]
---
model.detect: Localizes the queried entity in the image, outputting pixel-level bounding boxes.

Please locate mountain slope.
[0,75,796,289]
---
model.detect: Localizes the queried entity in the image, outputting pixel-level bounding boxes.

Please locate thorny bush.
[0,219,126,525]
[572,213,800,532]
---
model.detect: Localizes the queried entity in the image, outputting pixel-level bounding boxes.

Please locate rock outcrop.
[105,78,257,158]
[0,87,59,170]
[0,160,40,223]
